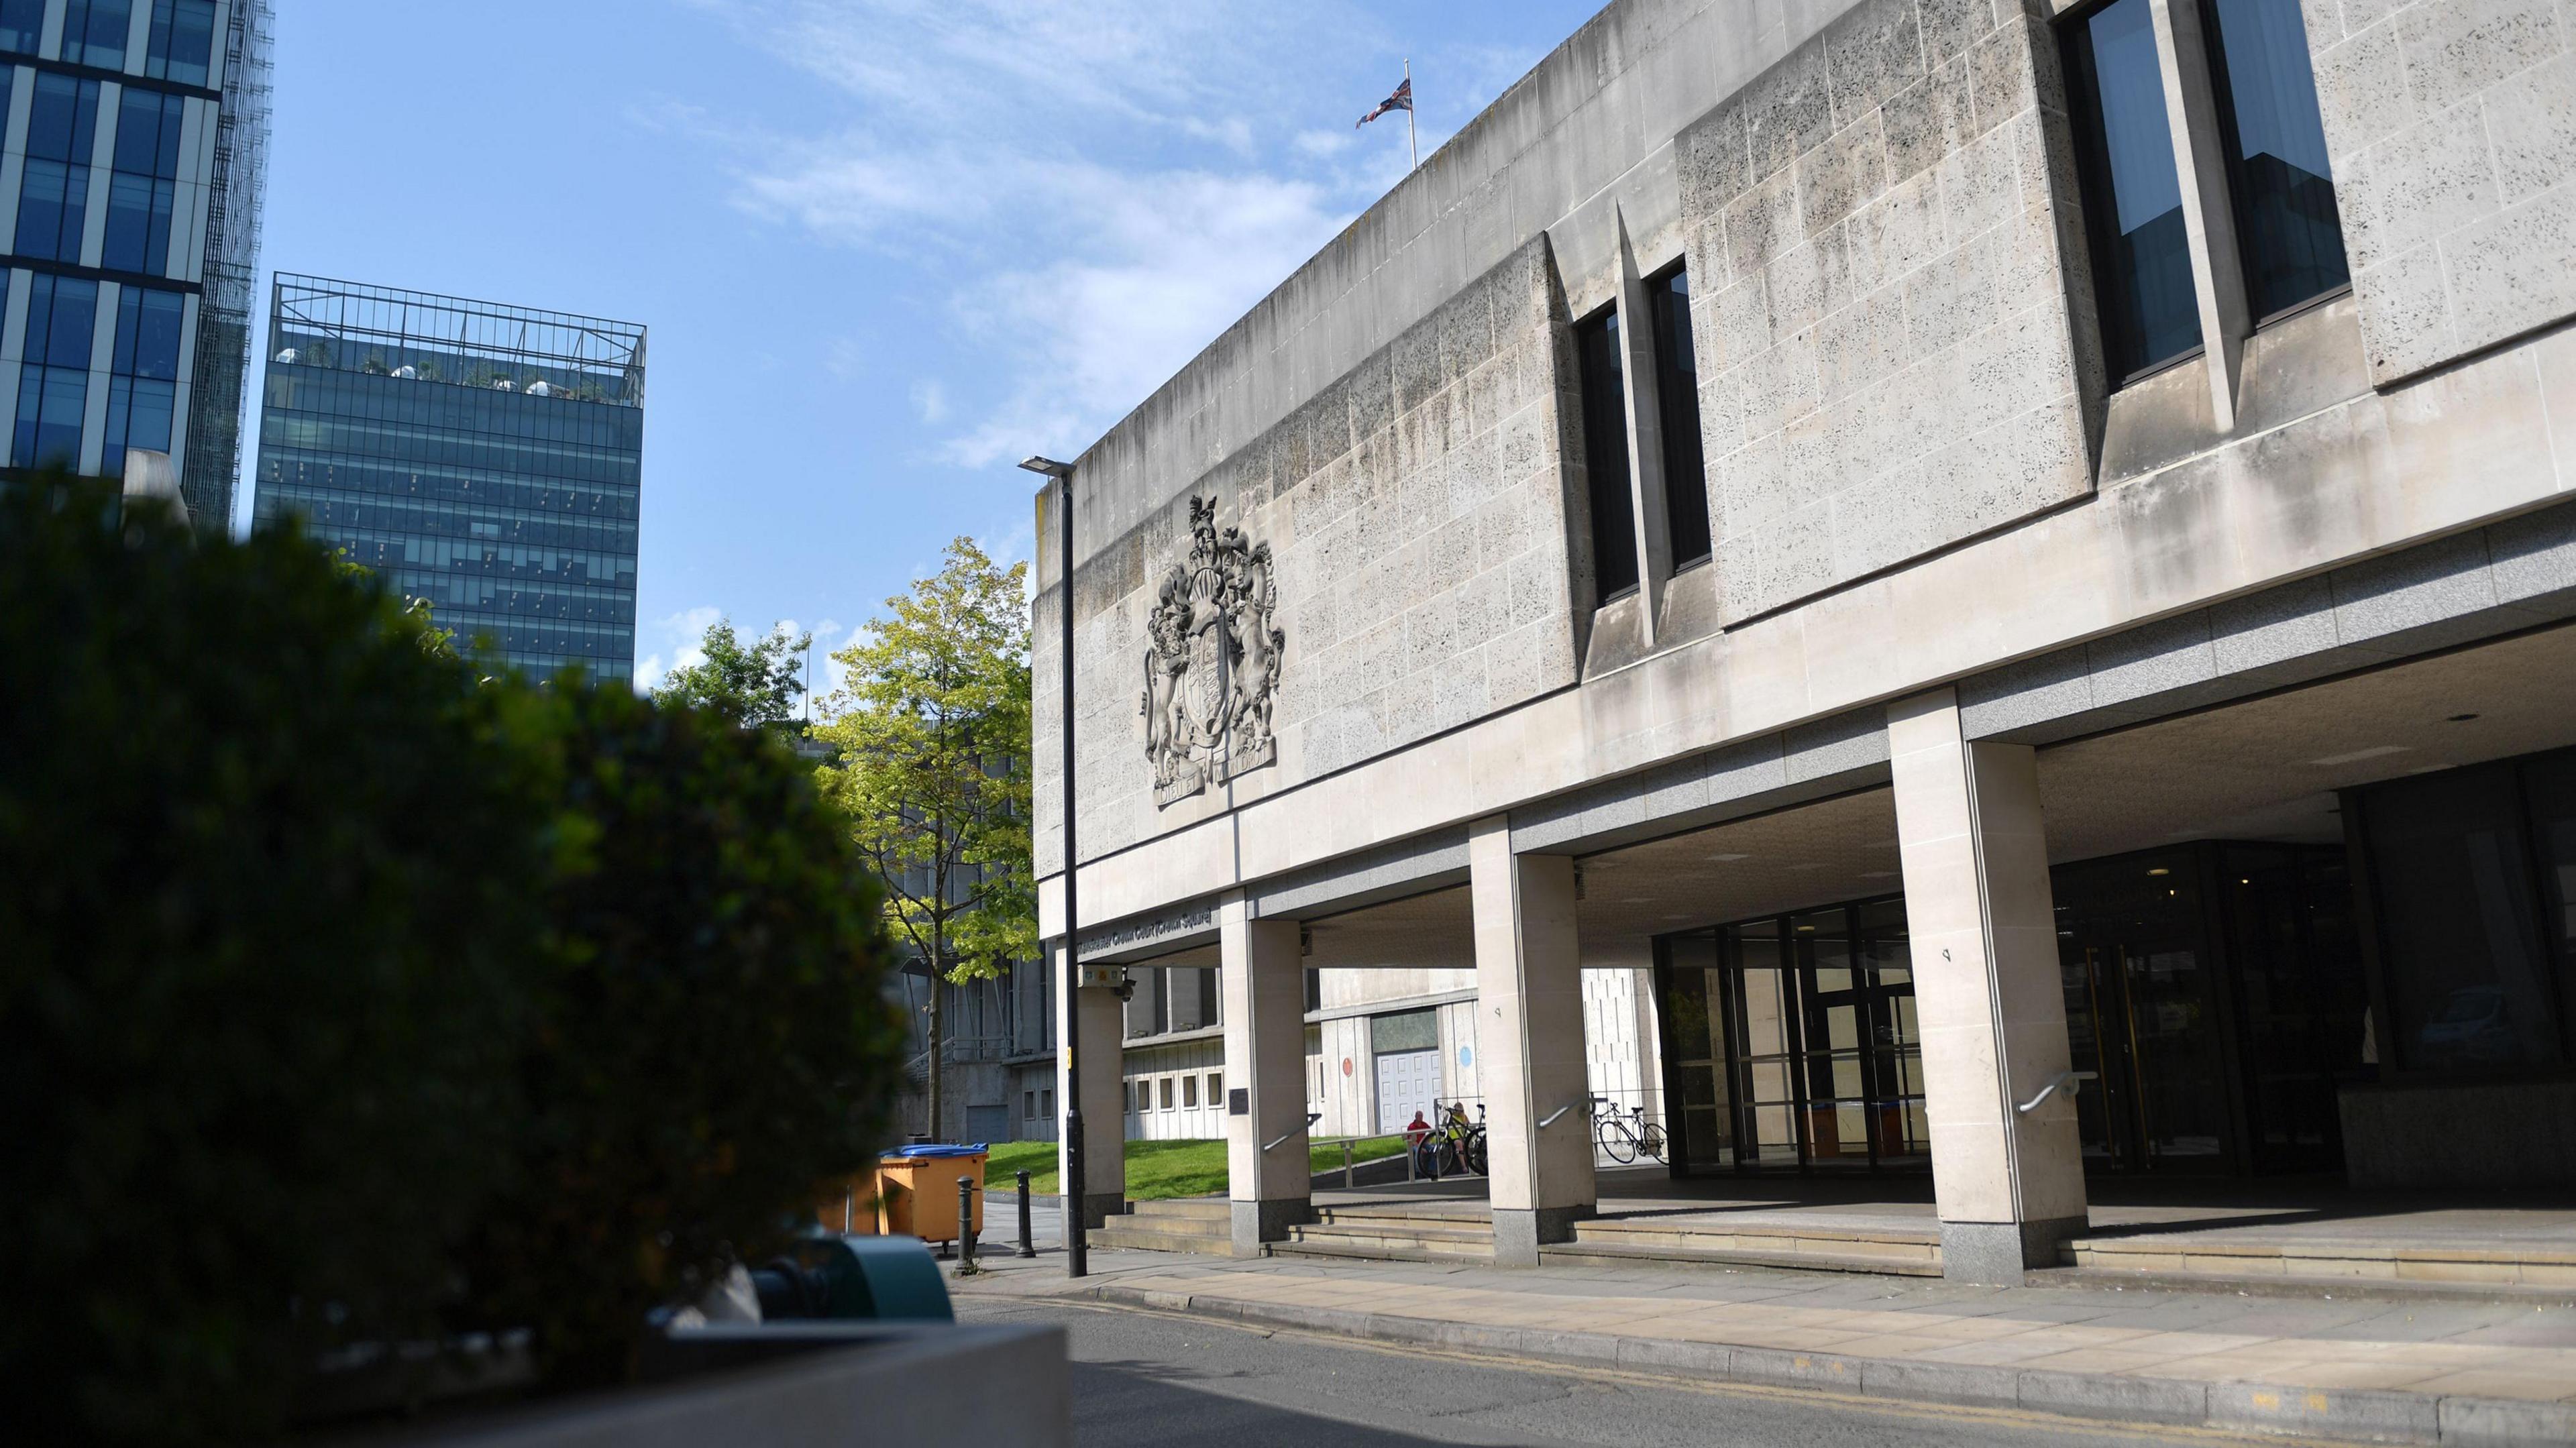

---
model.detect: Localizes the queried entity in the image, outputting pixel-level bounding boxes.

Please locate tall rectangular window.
[14,275,99,467]
[17,74,102,263]
[0,0,44,54]
[105,88,182,274]
[2204,0,2349,318]
[146,0,215,85]
[1646,264,1711,569]
[1574,307,1638,600]
[105,285,182,474]
[61,0,131,69]
[2063,0,2201,380]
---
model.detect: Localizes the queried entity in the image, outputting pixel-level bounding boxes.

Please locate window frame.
[1572,300,1640,604]
[1644,260,1712,572]
[2058,0,2206,388]
[2194,0,2353,329]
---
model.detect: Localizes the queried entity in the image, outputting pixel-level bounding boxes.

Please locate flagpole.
[1405,58,1417,170]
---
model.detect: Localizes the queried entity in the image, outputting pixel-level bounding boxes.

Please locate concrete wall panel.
[2309,0,2576,382]
[1680,0,2098,624]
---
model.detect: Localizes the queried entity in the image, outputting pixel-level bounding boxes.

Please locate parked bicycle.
[1410,1099,1488,1179]
[1591,1097,1666,1164]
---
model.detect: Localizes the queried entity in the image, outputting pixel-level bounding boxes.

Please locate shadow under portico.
[1299,625,2576,1284]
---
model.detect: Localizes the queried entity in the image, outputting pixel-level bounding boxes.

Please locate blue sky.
[238,1,1596,691]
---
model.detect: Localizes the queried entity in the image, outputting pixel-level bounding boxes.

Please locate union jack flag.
[1357,77,1413,128]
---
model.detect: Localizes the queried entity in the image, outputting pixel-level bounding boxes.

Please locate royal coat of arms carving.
[1141,495,1284,807]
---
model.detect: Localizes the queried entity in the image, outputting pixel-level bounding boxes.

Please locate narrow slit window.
[2063,0,2202,380]
[1574,307,1638,600]
[1646,265,1711,569]
[2203,0,2349,319]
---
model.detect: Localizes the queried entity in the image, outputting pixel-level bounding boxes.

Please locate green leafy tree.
[336,548,460,662]
[815,539,1036,1139]
[651,616,812,728]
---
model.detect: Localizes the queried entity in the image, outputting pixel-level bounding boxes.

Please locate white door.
[1375,1049,1438,1135]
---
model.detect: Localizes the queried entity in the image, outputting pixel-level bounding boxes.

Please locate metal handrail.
[2015,1070,2098,1115]
[1537,1101,1585,1129]
[1263,1112,1324,1152]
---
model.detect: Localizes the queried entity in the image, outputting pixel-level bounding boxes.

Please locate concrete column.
[1053,942,1127,1229]
[1220,891,1313,1254]
[1468,815,1595,1266]
[1888,689,2088,1284]
[2149,0,2251,429]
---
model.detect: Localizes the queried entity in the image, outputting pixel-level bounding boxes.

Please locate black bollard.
[1016,1168,1036,1258]
[957,1176,978,1274]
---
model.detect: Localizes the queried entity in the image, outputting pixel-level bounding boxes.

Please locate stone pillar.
[1468,814,1595,1266]
[1221,891,1313,1254]
[1053,941,1128,1229]
[1888,688,2088,1284]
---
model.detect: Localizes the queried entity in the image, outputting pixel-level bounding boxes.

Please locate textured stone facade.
[2307,0,2576,382]
[1678,0,2100,624]
[1035,0,2576,909]
[1044,239,1585,869]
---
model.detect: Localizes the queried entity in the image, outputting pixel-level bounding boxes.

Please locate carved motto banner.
[1141,495,1283,807]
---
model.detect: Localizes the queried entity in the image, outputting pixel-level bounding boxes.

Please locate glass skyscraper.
[0,0,272,525]
[251,274,646,683]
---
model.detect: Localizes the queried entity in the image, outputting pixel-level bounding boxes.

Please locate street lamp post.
[1018,453,1085,1278]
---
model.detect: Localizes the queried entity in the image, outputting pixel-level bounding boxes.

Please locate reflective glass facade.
[251,274,646,684]
[1658,898,1928,1173]
[0,0,270,524]
[1654,842,2367,1178]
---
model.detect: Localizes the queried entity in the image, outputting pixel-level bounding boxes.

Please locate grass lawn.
[979,1135,1407,1200]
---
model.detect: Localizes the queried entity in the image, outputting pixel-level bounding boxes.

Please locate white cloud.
[908,378,948,424]
[636,604,726,691]
[936,164,1347,467]
[680,0,1411,466]
[824,336,869,382]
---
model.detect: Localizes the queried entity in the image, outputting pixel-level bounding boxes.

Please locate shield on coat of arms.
[1184,621,1226,743]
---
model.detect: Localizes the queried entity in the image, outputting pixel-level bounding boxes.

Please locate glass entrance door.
[1654,894,1927,1173]
[1734,921,1805,1167]
[2057,850,2233,1172]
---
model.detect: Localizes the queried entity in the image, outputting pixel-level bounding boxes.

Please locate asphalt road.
[956,1295,2298,1448]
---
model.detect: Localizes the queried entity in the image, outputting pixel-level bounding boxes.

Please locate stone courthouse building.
[1035,0,2576,1279]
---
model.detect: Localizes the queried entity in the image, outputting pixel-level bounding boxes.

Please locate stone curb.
[1081,1282,2576,1447]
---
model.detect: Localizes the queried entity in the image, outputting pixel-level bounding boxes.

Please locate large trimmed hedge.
[453,684,907,1385]
[0,476,905,1441]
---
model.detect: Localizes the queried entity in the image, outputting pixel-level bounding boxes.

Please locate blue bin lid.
[887,1143,987,1158]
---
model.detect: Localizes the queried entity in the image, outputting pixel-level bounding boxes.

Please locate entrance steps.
[1087,1196,2575,1295]
[2059,1233,2576,1292]
[1090,1196,1234,1256]
[1543,1217,1945,1276]
[1272,1205,1496,1263]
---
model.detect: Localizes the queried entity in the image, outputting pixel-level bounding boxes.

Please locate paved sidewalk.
[952,1245,2576,1445]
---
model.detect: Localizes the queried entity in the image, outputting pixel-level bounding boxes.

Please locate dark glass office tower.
[251,274,646,683]
[0,0,272,527]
